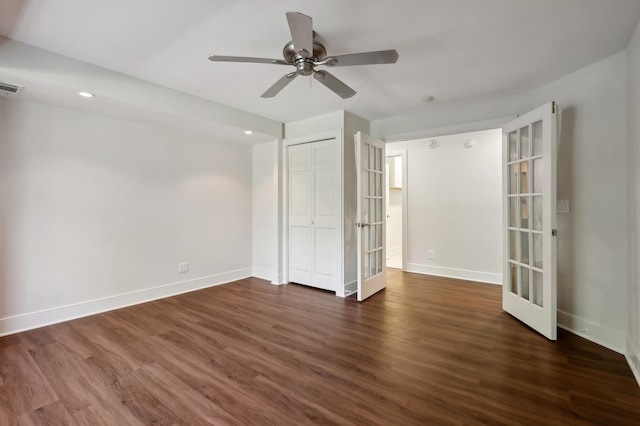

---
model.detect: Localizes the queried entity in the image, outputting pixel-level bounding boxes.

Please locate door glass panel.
[509,164,518,194]
[532,233,543,269]
[533,271,543,307]
[510,263,518,294]
[370,171,376,196]
[377,249,383,274]
[520,126,530,159]
[509,197,518,227]
[363,144,369,170]
[509,231,517,261]
[520,162,529,194]
[521,267,530,300]
[521,232,529,265]
[533,158,543,194]
[509,131,518,161]
[520,197,529,229]
[363,169,369,197]
[532,196,543,231]
[532,120,543,157]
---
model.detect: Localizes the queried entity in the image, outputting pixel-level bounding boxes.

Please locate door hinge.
[552,229,558,236]
[552,101,556,114]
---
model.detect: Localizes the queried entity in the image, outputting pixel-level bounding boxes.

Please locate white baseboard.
[406,263,502,285]
[343,280,357,297]
[557,310,626,354]
[626,337,640,387]
[0,267,252,337]
[251,267,281,284]
[273,272,286,285]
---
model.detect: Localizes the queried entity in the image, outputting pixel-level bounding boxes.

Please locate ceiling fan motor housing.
[283,38,327,75]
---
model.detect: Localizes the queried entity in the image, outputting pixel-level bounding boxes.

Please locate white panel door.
[288,139,340,291]
[502,102,558,340]
[355,131,386,301]
[311,140,340,290]
[288,144,313,285]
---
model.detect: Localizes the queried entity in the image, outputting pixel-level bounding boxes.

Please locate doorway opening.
[385,152,406,270]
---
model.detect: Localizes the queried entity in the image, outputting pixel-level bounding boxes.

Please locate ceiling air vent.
[0,82,24,96]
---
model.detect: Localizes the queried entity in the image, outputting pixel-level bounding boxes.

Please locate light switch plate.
[557,200,570,214]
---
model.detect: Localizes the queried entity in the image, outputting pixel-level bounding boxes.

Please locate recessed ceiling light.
[78,91,94,98]
[244,130,253,135]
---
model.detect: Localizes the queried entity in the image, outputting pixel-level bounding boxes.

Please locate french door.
[502,102,558,340]
[355,132,386,301]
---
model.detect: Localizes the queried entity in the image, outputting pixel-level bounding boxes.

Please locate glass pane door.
[502,102,558,340]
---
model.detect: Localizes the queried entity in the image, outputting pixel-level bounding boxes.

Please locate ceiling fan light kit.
[208,12,399,99]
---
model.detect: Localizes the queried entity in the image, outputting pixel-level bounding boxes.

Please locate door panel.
[502,102,557,340]
[355,131,386,301]
[289,226,312,284]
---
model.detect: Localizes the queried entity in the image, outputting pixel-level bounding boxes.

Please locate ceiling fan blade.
[322,49,399,67]
[209,55,290,65]
[286,12,313,58]
[313,70,356,99]
[261,72,299,98]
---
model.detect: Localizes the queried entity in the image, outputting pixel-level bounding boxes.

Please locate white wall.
[627,19,640,383]
[252,140,281,283]
[535,52,629,353]
[0,98,253,334]
[372,52,629,353]
[388,129,503,284]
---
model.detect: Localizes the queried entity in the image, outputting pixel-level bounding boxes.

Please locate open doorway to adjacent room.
[384,129,502,284]
[385,152,406,270]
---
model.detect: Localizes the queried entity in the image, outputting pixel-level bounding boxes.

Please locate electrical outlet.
[428,250,435,260]
[178,262,189,273]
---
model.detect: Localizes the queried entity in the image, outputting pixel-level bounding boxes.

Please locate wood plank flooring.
[1,269,639,425]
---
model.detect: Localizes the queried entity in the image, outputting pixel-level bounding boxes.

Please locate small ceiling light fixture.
[244,130,253,135]
[464,139,477,148]
[426,139,438,149]
[78,91,94,98]
[422,95,435,103]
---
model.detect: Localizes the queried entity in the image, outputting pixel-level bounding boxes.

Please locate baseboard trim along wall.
[557,310,626,354]
[344,280,357,297]
[0,267,252,337]
[406,263,502,285]
[625,338,640,387]
[251,267,282,285]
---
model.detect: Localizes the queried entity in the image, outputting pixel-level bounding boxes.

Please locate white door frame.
[281,129,344,295]
[385,148,408,271]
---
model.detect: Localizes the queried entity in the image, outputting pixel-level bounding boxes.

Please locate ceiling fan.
[208,12,399,99]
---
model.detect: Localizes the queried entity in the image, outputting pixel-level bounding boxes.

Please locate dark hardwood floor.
[1,269,639,425]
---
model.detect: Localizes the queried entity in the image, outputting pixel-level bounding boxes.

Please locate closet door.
[288,144,313,285]
[288,139,340,291]
[311,139,340,290]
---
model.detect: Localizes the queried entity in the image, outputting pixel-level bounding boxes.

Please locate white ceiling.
[1,0,640,125]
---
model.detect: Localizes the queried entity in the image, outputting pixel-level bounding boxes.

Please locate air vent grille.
[0,82,24,96]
